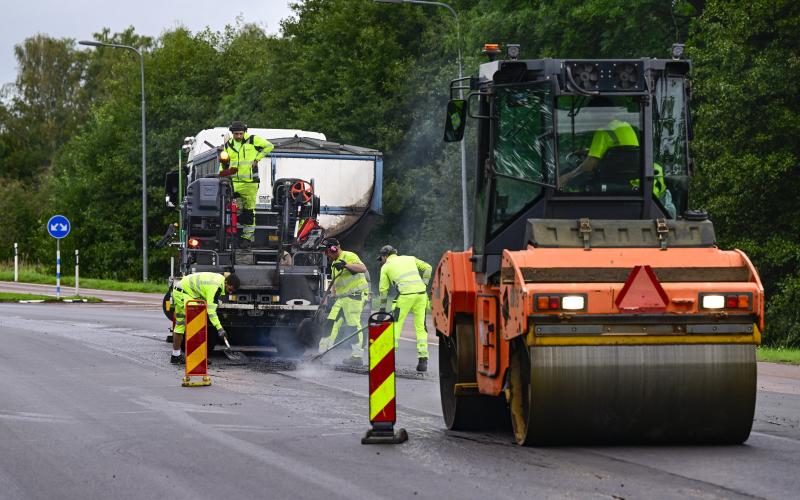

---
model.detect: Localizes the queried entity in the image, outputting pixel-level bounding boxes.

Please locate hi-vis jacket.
[176,272,226,331]
[332,251,369,296]
[379,254,432,307]
[221,133,274,183]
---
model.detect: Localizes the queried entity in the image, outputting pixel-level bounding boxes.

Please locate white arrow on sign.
[50,223,69,232]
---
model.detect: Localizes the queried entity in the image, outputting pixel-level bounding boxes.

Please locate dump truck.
[162,128,383,354]
[431,45,764,444]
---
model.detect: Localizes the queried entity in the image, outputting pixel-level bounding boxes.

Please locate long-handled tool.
[220,332,248,364]
[309,324,369,363]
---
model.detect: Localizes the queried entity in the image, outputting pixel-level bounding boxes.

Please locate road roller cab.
[432,45,764,445]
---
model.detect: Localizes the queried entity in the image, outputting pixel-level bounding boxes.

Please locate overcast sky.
[1,0,295,87]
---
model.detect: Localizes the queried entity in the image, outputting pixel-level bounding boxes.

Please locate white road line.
[750,431,800,445]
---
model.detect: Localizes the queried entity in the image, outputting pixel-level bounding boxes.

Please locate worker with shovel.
[318,238,369,366]
[170,272,241,364]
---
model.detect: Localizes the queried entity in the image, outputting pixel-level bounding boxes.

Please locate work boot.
[170,353,185,365]
[416,357,428,372]
[238,238,252,250]
[342,356,363,367]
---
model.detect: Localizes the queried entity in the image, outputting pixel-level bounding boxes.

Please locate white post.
[56,239,61,300]
[75,249,79,296]
[170,256,174,280]
[14,243,18,282]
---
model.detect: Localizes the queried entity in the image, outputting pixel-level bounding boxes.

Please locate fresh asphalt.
[0,298,798,499]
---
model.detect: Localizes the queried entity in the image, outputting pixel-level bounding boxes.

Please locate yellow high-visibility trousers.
[393,293,429,358]
[319,295,365,358]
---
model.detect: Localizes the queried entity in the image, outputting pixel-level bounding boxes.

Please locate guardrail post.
[14,243,18,282]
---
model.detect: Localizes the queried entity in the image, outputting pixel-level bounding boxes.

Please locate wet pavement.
[1,301,799,499]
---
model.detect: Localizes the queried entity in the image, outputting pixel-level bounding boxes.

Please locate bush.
[764,274,800,347]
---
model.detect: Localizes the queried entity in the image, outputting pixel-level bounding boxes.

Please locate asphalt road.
[1,299,798,499]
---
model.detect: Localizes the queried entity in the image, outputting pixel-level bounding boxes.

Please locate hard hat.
[229,121,248,132]
[377,244,397,262]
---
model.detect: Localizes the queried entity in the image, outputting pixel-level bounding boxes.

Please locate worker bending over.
[377,245,432,372]
[171,272,240,364]
[319,238,369,366]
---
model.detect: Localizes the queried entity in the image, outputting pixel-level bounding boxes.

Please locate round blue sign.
[47,215,71,239]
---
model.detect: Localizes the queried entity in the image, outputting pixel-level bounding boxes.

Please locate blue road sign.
[47,215,71,239]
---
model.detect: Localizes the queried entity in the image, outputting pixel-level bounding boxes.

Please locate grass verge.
[0,267,166,294]
[0,292,102,303]
[757,347,800,365]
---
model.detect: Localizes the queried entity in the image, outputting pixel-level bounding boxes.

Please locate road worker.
[560,97,676,217]
[170,272,240,364]
[219,121,274,248]
[377,245,432,372]
[318,238,369,366]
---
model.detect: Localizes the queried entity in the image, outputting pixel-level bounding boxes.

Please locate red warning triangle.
[615,265,669,312]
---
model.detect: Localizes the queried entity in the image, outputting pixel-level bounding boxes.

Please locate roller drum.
[527,344,756,444]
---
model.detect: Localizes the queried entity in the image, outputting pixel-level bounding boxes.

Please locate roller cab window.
[653,75,690,217]
[556,95,643,195]
[487,85,554,235]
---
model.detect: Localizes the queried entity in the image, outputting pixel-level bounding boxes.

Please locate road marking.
[750,431,800,445]
[135,395,388,499]
[0,411,74,423]
[398,337,439,346]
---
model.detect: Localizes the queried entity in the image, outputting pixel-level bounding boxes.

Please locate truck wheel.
[162,287,173,321]
[271,328,305,358]
[439,316,507,431]
[508,339,534,445]
[296,318,324,349]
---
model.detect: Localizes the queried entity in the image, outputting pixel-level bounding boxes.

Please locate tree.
[690,0,800,345]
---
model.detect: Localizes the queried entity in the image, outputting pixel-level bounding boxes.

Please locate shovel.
[221,334,248,364]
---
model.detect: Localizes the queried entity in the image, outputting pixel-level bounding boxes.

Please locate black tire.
[297,318,324,349]
[162,287,173,321]
[508,339,534,445]
[439,315,508,431]
[270,327,306,358]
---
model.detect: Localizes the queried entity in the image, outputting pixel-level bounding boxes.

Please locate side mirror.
[443,99,467,142]
[164,171,179,209]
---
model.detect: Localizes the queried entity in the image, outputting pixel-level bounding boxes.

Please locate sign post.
[47,215,71,300]
[14,243,18,282]
[75,249,79,296]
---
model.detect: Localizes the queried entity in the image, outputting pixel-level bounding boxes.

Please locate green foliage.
[0,292,101,303]
[757,346,800,365]
[1,0,799,343]
[690,0,800,345]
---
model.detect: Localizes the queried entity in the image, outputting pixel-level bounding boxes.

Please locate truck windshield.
[486,85,554,235]
[556,95,643,195]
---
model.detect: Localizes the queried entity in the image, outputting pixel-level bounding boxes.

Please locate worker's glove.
[219,167,238,177]
[217,328,227,339]
[251,160,259,173]
[332,260,347,271]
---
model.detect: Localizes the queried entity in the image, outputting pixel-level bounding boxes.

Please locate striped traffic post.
[182,299,211,387]
[362,312,408,444]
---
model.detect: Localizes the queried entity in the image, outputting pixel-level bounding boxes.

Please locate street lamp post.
[79,40,148,281]
[374,0,470,250]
